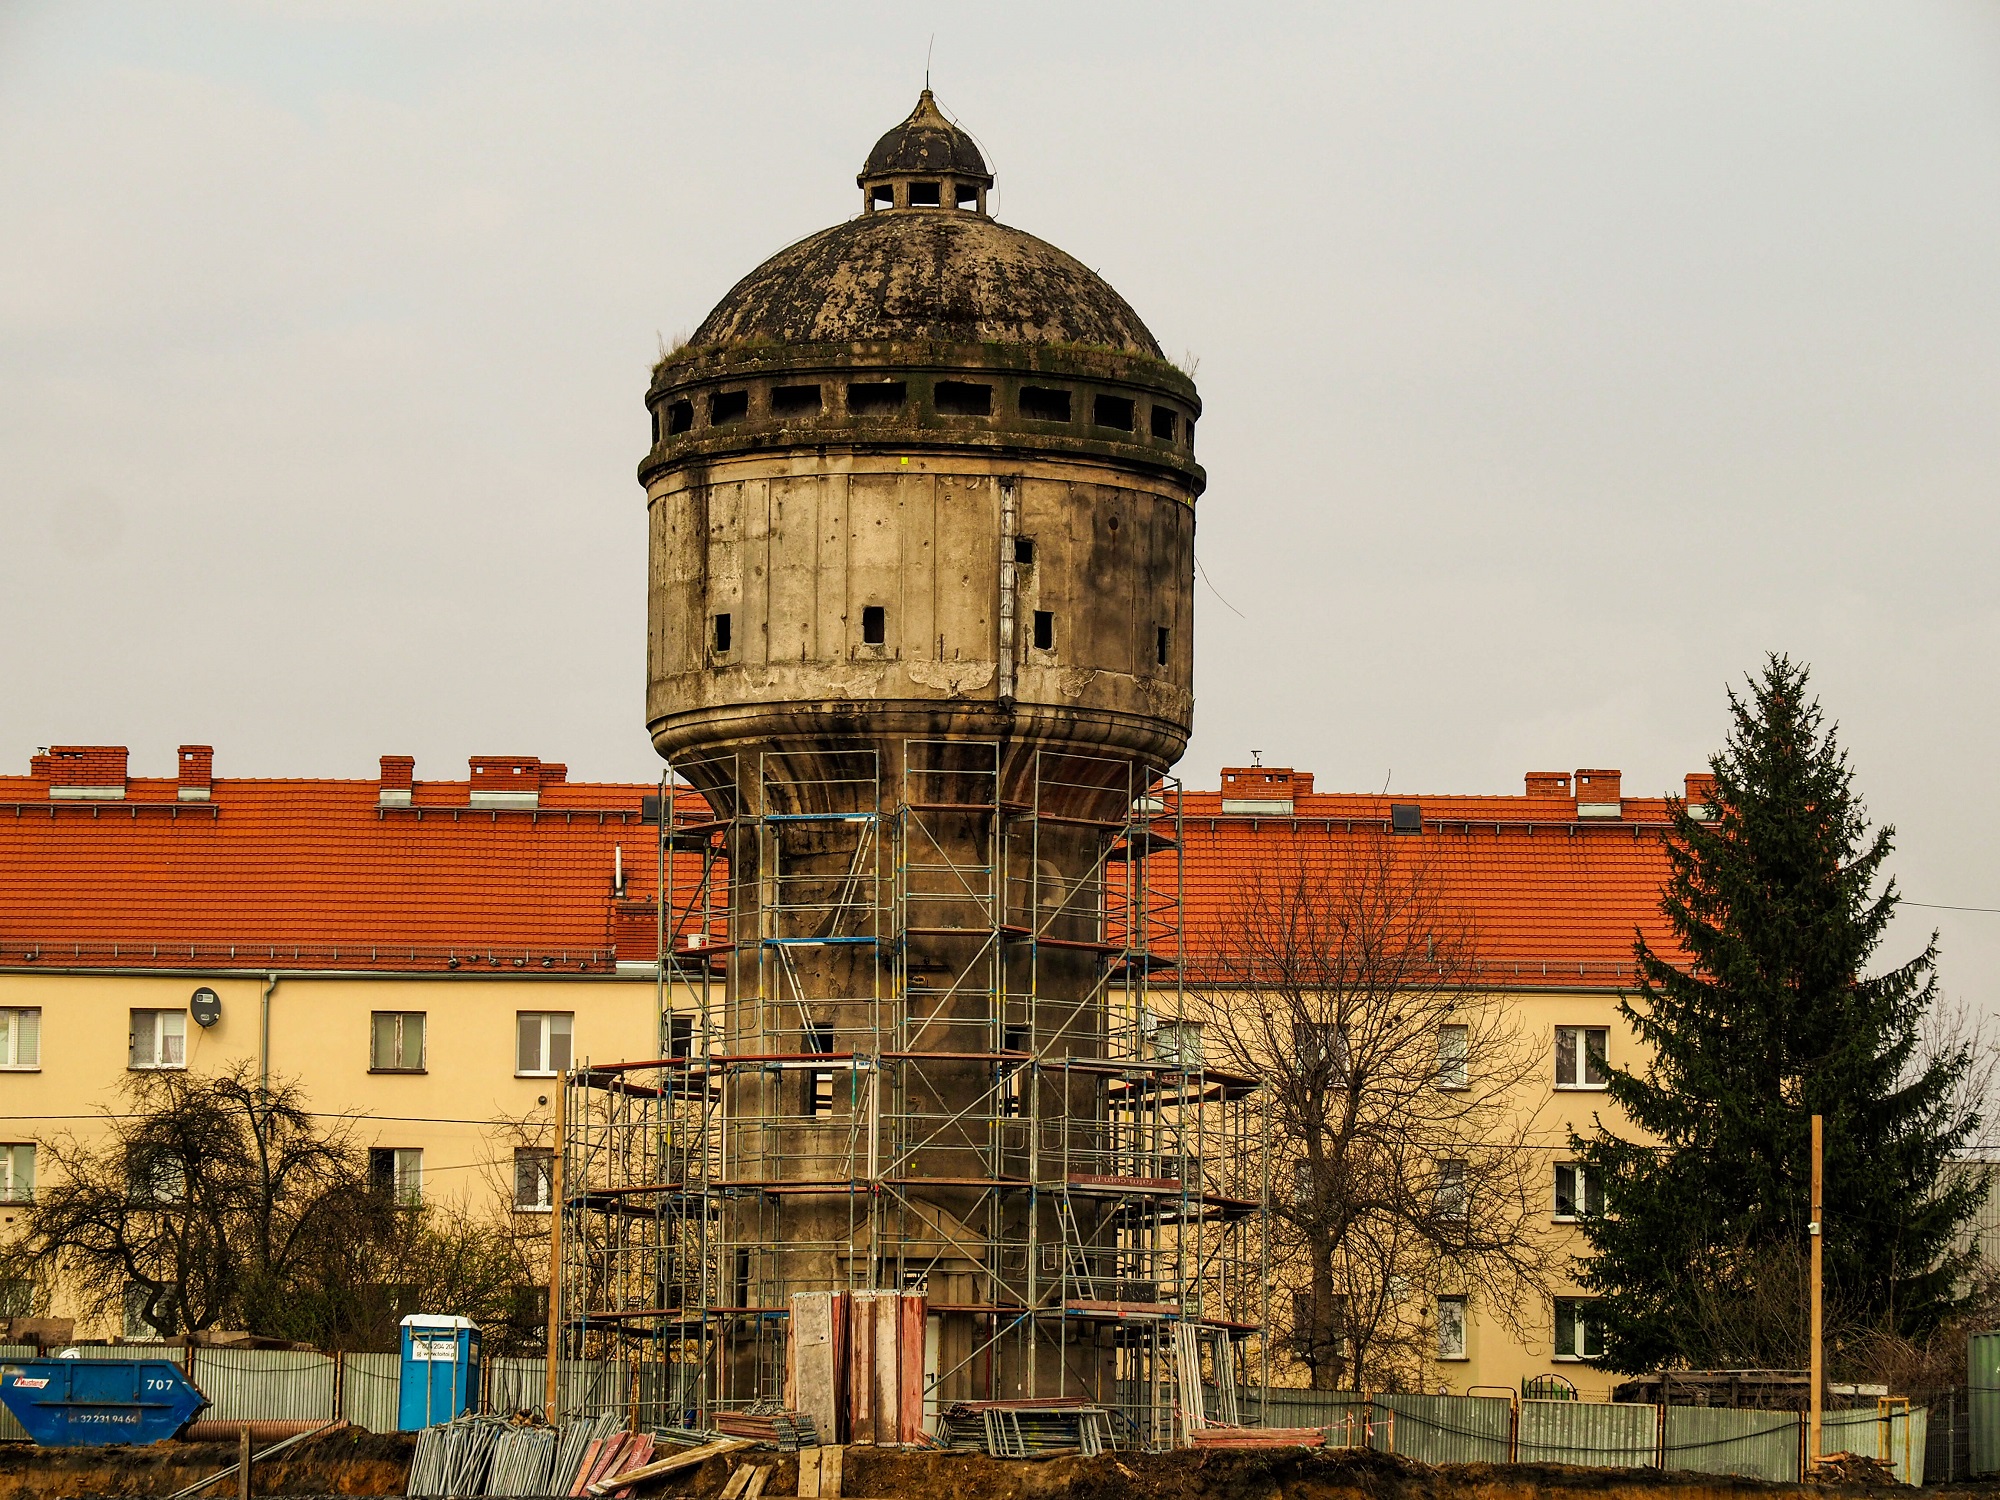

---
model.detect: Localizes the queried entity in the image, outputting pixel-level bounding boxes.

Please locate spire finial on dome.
[857,91,992,216]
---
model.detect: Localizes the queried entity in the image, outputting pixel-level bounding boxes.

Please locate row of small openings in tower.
[655,380,1192,445]
[707,606,885,656]
[867,179,981,210]
[708,604,1169,667]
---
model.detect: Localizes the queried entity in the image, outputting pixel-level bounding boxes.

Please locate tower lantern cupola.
[857,89,993,214]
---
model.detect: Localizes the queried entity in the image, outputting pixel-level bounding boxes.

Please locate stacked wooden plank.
[1190,1425,1327,1450]
[785,1288,927,1445]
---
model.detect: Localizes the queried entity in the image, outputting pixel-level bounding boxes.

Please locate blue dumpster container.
[0,1357,208,1446]
[398,1314,480,1431]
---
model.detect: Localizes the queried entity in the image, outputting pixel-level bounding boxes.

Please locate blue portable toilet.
[398,1314,480,1430]
[0,1357,207,1446]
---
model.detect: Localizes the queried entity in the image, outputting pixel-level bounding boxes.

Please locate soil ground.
[0,1436,1973,1499]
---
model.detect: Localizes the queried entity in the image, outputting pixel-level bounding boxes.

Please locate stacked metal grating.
[486,1424,560,1496]
[983,1405,1110,1458]
[407,1412,621,1498]
[715,1401,820,1451]
[935,1405,992,1452]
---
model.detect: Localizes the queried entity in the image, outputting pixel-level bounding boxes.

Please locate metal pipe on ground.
[160,1419,346,1500]
[186,1419,335,1442]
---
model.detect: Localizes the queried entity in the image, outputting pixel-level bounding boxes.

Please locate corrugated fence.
[1518,1398,1657,1468]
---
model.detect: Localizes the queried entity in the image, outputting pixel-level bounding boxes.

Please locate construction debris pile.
[407,1412,623,1497]
[933,1400,1110,1457]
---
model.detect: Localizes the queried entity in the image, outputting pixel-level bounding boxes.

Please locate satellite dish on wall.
[190,987,221,1028]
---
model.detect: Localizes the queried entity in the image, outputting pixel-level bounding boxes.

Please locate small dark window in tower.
[1093,394,1135,431]
[772,384,821,417]
[1020,386,1071,422]
[935,381,992,416]
[1151,406,1179,440]
[667,400,694,435]
[1032,611,1054,651]
[847,381,906,416]
[1013,536,1035,566]
[1390,802,1424,835]
[908,180,941,207]
[1185,416,1196,446]
[955,181,979,208]
[861,606,886,645]
[712,614,732,654]
[806,1024,835,1117]
[710,389,748,425]
[1156,625,1170,667]
[871,184,895,209]
[650,406,661,445]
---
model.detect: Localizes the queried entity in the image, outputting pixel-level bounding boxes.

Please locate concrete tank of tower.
[641,89,1203,787]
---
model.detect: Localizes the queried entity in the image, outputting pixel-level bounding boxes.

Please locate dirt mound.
[0,1428,413,1499]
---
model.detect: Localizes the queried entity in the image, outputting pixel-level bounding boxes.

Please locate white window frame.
[1436,1294,1468,1360]
[1435,1158,1469,1220]
[1554,1161,1604,1221]
[370,1011,426,1073]
[123,1281,172,1340]
[516,1012,574,1077]
[0,1144,34,1204]
[0,1009,41,1070]
[514,1147,554,1213]
[371,1146,423,1205]
[1436,1023,1469,1089]
[1553,1296,1604,1360]
[1554,1025,1609,1090]
[1152,1019,1204,1071]
[129,1010,187,1071]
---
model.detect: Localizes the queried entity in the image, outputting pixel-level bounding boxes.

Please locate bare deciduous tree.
[9,1064,544,1349]
[1186,840,1552,1390]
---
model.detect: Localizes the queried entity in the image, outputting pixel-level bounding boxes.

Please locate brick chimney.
[538,762,568,788]
[1220,766,1302,815]
[469,755,542,808]
[1524,771,1572,799]
[378,755,415,808]
[42,746,128,801]
[176,745,213,802]
[1684,772,1718,819]
[1575,768,1622,819]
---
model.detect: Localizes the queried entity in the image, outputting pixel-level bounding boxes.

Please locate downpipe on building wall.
[259,972,278,1099]
[997,476,1018,705]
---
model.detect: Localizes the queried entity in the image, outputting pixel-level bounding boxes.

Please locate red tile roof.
[0,749,1687,985]
[1169,777,1683,988]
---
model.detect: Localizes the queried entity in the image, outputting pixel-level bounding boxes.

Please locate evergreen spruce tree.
[1573,654,1983,1373]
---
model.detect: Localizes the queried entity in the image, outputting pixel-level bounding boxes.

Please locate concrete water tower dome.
[570,92,1252,1442]
[641,88,1203,774]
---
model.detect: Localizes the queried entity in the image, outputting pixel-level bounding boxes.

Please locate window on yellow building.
[1436,1024,1468,1089]
[514,1148,554,1212]
[0,1277,31,1317]
[1554,1026,1608,1089]
[1554,1162,1604,1220]
[1553,1296,1603,1359]
[0,1009,41,1070]
[123,1282,176,1340]
[369,1147,422,1205]
[517,1013,573,1076]
[129,1010,186,1070]
[1435,1158,1468,1220]
[1436,1295,1467,1359]
[0,1144,33,1203]
[371,1012,426,1073]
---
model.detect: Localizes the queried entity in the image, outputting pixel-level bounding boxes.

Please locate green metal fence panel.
[1371,1394,1512,1465]
[1663,1406,1801,1481]
[341,1352,401,1433]
[1971,1331,2000,1474]
[1517,1398,1657,1468]
[1244,1388,1372,1442]
[485,1356,631,1421]
[1822,1405,1927,1486]
[192,1347,336,1423]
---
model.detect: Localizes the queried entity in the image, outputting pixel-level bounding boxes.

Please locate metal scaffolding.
[557,740,1262,1448]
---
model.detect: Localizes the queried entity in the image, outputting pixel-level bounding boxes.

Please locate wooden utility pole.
[545,1080,566,1419]
[1809,1112,1824,1467]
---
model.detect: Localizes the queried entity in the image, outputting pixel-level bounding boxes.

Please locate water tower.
[562,92,1256,1445]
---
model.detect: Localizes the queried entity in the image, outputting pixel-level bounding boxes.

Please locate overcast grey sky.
[3,3,1997,1009]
